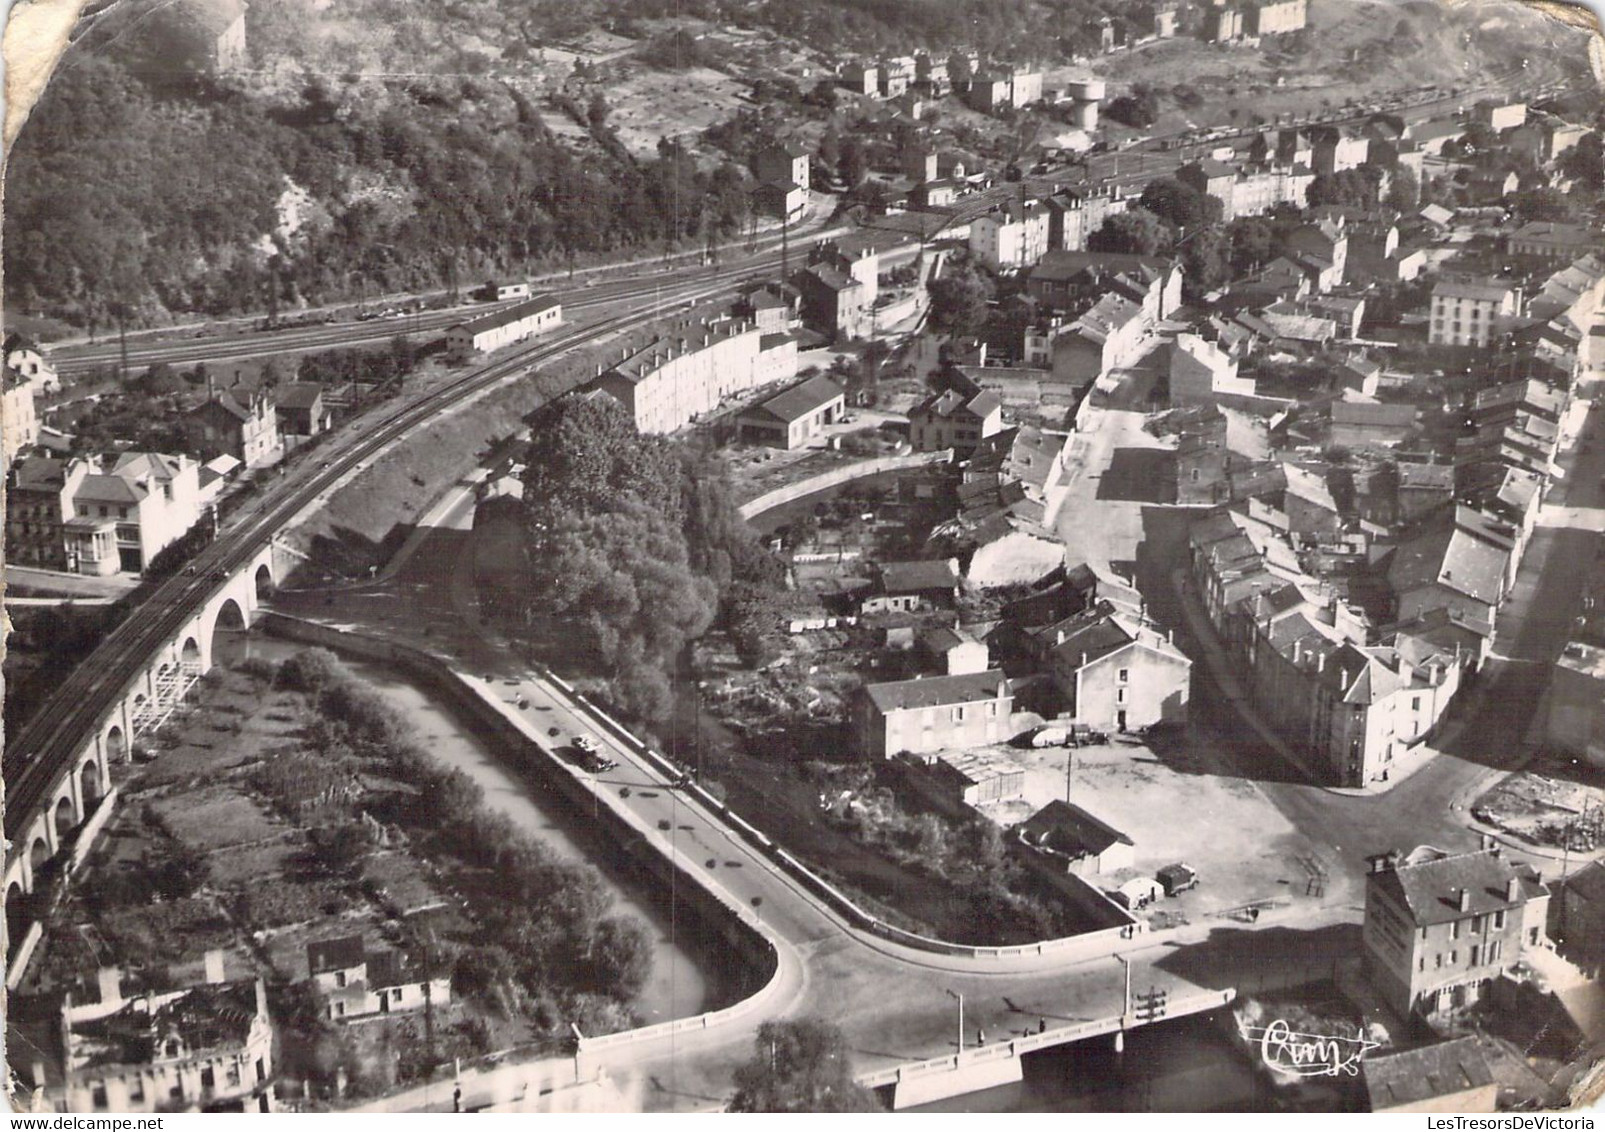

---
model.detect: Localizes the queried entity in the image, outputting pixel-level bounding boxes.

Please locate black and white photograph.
[2,0,1605,1115]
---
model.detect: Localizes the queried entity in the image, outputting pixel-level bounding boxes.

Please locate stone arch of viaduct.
[5,546,291,952]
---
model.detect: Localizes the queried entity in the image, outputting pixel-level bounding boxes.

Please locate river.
[233,635,714,1024]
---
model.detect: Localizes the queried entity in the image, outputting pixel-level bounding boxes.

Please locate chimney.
[1458,887,1472,913]
[207,373,215,401]
[1506,876,1520,902]
[203,949,227,985]
[96,965,122,1008]
[1317,651,1326,673]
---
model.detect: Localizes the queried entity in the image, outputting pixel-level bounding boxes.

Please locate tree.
[1384,163,1420,212]
[305,822,372,879]
[1139,178,1222,232]
[838,136,866,188]
[1228,216,1278,274]
[584,915,654,998]
[1306,168,1381,210]
[926,258,994,337]
[1179,225,1230,292]
[1561,132,1604,192]
[1511,187,1570,224]
[730,1020,883,1113]
[1088,207,1171,256]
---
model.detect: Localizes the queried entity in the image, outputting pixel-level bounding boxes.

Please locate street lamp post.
[945,988,965,1055]
[1113,953,1132,1054]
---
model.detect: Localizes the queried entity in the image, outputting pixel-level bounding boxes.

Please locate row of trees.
[519,393,783,721]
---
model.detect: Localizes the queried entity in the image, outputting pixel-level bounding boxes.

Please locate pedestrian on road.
[1039,1018,1047,1034]
[977,1028,985,1046]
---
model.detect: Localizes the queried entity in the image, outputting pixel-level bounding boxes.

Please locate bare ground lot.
[1473,757,1605,851]
[976,727,1355,929]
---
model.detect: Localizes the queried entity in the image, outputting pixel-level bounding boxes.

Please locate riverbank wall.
[258,613,777,1013]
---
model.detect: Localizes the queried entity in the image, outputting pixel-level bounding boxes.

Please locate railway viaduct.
[4,543,297,983]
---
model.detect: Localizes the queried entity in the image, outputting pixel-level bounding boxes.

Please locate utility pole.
[780,208,790,284]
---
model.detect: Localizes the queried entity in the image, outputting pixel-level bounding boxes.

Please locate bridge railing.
[854,989,1238,1089]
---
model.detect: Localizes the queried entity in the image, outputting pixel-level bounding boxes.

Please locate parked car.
[1157,863,1199,897]
[573,735,598,754]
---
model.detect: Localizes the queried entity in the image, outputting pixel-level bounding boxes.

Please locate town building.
[22,967,276,1113]
[1311,126,1370,176]
[1362,1038,1499,1113]
[754,141,810,189]
[1388,505,1512,632]
[1042,187,1128,253]
[445,294,563,360]
[1052,293,1148,387]
[913,52,949,97]
[1015,800,1135,878]
[1362,845,1547,1018]
[862,558,960,614]
[592,318,796,435]
[1549,860,1605,976]
[8,451,204,576]
[1200,5,1242,42]
[1327,400,1418,450]
[1243,0,1308,36]
[1428,279,1519,347]
[1474,98,1527,133]
[856,670,1014,758]
[1026,602,1191,732]
[793,241,879,341]
[306,936,452,1023]
[754,180,808,222]
[4,369,39,466]
[1545,640,1605,768]
[273,383,330,438]
[909,749,1025,807]
[968,201,1050,271]
[1026,250,1182,320]
[1509,115,1591,164]
[5,332,61,395]
[1169,333,1251,406]
[482,280,530,302]
[185,388,279,468]
[909,386,1004,455]
[734,374,845,449]
[1504,221,1602,262]
[920,625,991,676]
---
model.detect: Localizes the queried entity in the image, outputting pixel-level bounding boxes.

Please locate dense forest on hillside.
[4,53,754,329]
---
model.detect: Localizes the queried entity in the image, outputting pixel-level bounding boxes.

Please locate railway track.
[4,266,755,841]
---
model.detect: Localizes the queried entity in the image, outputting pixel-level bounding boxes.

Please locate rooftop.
[742,374,844,425]
[1017,799,1133,858]
[862,670,1010,713]
[1370,846,1542,927]
[1362,1037,1495,1111]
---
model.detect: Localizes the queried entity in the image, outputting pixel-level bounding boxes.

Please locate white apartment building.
[969,201,1050,271]
[593,318,798,434]
[1429,279,1520,347]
